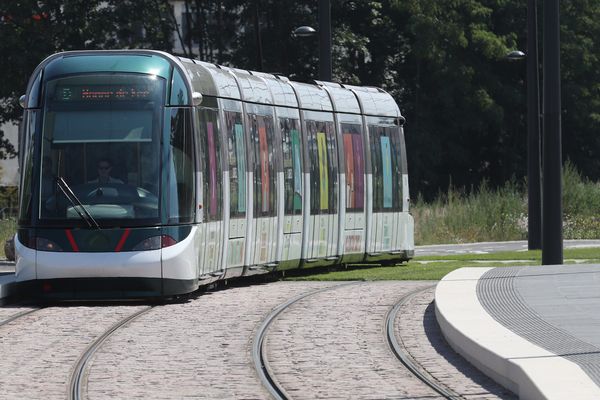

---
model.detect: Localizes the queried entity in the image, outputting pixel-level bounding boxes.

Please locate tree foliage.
[1,0,600,198]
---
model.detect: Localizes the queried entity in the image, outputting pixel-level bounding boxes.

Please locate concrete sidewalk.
[436,265,600,399]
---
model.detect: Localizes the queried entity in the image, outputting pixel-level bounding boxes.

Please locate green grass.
[413,161,600,245]
[285,248,600,282]
[413,180,527,245]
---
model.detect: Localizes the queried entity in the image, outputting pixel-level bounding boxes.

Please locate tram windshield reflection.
[38,73,163,226]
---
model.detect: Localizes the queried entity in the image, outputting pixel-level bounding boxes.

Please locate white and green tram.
[15,50,413,298]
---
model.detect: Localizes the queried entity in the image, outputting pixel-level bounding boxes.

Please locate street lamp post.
[507,0,543,252]
[509,0,562,260]
[542,0,563,265]
[527,0,542,250]
[292,0,332,81]
[318,0,332,81]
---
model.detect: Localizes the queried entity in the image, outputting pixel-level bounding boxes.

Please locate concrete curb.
[435,267,600,400]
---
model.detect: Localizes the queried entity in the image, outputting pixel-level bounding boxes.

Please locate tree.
[384,0,526,198]
[3,0,600,199]
[0,0,175,159]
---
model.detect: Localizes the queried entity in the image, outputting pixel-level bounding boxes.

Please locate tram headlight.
[35,237,63,252]
[132,235,177,251]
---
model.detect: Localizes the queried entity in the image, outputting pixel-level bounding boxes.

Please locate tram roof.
[344,85,401,118]
[251,72,299,108]
[176,55,399,117]
[317,81,361,114]
[26,51,402,118]
[41,52,173,81]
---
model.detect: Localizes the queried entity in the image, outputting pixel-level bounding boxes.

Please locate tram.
[15,50,413,298]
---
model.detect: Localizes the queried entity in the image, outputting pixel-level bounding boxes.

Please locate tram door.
[196,107,224,275]
[247,109,278,268]
[224,108,247,271]
[340,120,366,261]
[279,113,303,268]
[367,120,405,254]
[305,114,339,261]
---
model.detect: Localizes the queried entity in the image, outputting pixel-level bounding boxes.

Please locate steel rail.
[0,308,40,328]
[252,281,362,400]
[69,306,154,400]
[385,285,463,400]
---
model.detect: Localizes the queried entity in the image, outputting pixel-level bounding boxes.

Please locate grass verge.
[413,161,600,244]
[285,248,600,282]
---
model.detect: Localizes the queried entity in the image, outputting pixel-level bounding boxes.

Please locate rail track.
[254,282,464,400]
[0,307,40,328]
[68,306,155,400]
[385,285,462,400]
[252,282,362,400]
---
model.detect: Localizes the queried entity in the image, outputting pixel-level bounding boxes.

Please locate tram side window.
[389,126,405,211]
[19,111,37,222]
[249,114,276,217]
[225,111,246,218]
[280,118,302,216]
[197,107,223,222]
[306,120,338,215]
[341,123,365,212]
[369,125,402,212]
[167,108,195,224]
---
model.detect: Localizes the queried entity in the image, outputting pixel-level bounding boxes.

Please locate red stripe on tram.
[65,229,79,252]
[115,228,131,252]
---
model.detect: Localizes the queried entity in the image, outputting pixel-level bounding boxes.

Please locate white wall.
[0,123,19,187]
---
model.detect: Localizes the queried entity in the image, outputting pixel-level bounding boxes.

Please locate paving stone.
[0,305,148,399]
[0,280,519,400]
[264,281,442,400]
[396,287,515,399]
[85,282,335,400]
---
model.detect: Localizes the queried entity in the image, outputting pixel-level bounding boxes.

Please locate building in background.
[0,124,18,188]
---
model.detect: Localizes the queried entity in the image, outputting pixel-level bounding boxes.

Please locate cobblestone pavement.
[0,281,514,400]
[0,304,148,399]
[0,304,37,323]
[85,281,337,400]
[396,287,515,399]
[264,281,442,400]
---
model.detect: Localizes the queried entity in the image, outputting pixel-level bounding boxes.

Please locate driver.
[89,158,124,184]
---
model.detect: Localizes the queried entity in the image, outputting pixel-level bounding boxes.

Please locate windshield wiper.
[56,177,101,230]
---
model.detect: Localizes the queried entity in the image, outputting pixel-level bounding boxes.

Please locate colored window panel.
[281,118,303,215]
[381,136,393,209]
[369,127,384,212]
[317,132,329,210]
[235,123,246,213]
[291,129,302,211]
[342,124,365,211]
[197,107,222,221]
[343,133,355,208]
[369,124,404,212]
[225,110,246,217]
[389,126,405,211]
[259,124,270,213]
[353,133,365,210]
[251,114,275,217]
[307,120,338,215]
[207,122,218,216]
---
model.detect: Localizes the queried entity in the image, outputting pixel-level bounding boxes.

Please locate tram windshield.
[39,73,164,227]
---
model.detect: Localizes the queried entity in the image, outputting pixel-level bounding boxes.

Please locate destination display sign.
[54,85,154,102]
